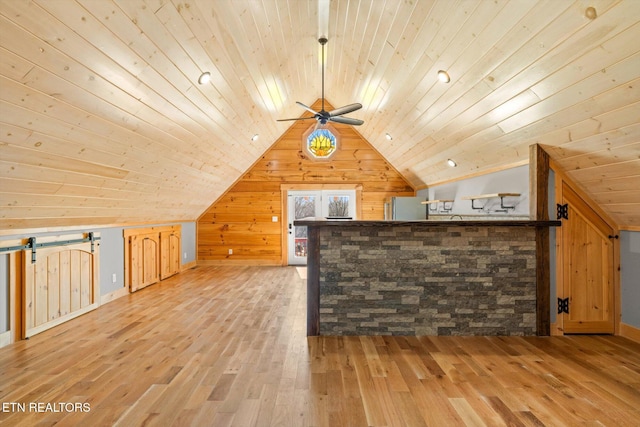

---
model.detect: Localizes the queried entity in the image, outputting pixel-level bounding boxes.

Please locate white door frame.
[281,184,362,265]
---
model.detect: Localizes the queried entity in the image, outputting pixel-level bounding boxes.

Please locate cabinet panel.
[125,225,182,292]
[160,231,181,280]
[129,233,160,292]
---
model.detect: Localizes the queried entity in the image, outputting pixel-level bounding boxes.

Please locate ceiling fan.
[278,37,364,126]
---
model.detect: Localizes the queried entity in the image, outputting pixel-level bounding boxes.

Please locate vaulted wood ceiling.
[1,0,638,232]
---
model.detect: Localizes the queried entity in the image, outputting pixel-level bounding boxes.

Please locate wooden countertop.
[294,219,561,227]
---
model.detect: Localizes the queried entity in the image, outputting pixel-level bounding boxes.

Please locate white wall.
[417,165,529,216]
[621,231,640,328]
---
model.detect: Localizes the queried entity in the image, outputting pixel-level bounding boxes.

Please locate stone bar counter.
[295,219,560,337]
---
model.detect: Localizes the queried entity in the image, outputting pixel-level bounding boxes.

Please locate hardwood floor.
[1,266,639,426]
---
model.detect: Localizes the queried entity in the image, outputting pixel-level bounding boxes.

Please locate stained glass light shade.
[306,128,337,159]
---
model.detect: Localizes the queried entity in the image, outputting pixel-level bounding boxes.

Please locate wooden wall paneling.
[22,241,99,338]
[197,101,415,264]
[181,0,280,128]
[1,1,639,231]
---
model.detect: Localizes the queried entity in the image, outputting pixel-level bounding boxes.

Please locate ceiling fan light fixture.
[198,71,211,85]
[447,159,457,168]
[437,70,451,83]
[385,133,393,141]
[276,38,364,127]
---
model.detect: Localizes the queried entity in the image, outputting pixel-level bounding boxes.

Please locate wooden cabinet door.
[560,184,614,334]
[160,231,181,279]
[129,233,160,292]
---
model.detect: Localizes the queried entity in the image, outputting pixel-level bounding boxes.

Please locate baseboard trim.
[550,322,564,336]
[0,330,11,349]
[100,286,130,305]
[197,260,282,266]
[620,323,640,343]
[181,260,197,270]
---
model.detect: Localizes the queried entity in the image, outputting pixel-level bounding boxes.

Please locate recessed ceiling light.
[198,71,211,85]
[447,159,457,167]
[385,133,393,141]
[437,70,451,83]
[251,134,259,142]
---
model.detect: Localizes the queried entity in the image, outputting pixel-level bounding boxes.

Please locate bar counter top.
[294,219,561,227]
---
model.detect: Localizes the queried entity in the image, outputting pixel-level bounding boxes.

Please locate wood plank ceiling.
[1,0,639,232]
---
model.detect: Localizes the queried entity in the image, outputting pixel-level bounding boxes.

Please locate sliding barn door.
[23,242,99,338]
[560,184,615,334]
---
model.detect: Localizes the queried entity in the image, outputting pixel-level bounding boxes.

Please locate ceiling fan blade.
[277,117,317,122]
[277,39,365,127]
[329,116,364,126]
[328,103,362,117]
[296,101,320,115]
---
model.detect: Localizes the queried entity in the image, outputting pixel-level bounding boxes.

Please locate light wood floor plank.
[1,266,639,426]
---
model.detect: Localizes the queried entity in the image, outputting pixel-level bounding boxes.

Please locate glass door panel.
[287,190,356,265]
[288,191,321,265]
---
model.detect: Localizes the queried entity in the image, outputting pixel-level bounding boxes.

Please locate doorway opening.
[286,189,356,265]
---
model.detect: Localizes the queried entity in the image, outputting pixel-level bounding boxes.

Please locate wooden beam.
[530,144,551,336]
[529,143,550,221]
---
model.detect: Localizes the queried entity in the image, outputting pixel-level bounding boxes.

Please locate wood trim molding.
[123,224,181,238]
[530,144,551,336]
[620,323,640,343]
[548,158,619,229]
[181,260,197,270]
[529,144,550,221]
[549,322,564,336]
[0,331,10,349]
[0,222,189,238]
[9,251,22,344]
[281,188,289,266]
[197,259,282,266]
[415,159,529,190]
[100,286,130,305]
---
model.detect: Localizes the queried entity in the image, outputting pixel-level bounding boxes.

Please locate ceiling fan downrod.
[276,37,364,127]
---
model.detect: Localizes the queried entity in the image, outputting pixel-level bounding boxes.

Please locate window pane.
[328,195,349,217]
[295,196,316,219]
[293,196,315,258]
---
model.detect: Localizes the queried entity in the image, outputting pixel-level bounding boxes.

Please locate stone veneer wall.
[318,225,537,336]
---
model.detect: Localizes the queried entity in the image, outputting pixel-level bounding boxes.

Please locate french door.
[287,190,356,265]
